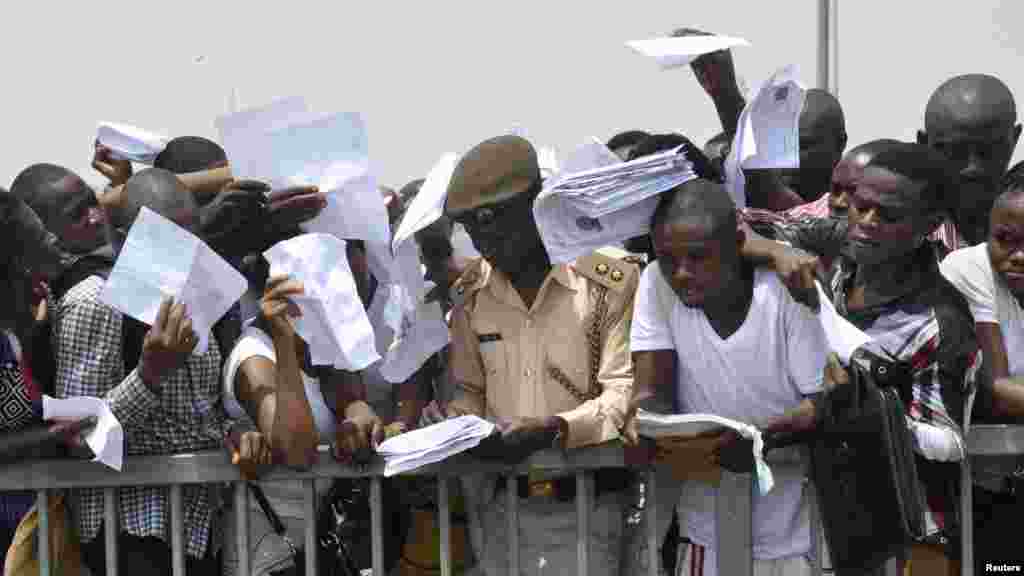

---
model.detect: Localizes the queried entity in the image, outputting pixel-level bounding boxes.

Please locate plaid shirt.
[52,276,239,558]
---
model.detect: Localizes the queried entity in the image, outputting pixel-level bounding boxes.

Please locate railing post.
[371,476,384,576]
[716,471,753,576]
[170,484,185,576]
[645,469,659,576]
[235,482,250,576]
[104,487,120,576]
[439,476,452,576]
[304,479,318,576]
[37,490,49,576]
[575,471,592,576]
[505,473,520,575]
[961,458,973,576]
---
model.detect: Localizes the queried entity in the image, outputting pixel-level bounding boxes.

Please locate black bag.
[810,349,927,574]
[313,477,407,576]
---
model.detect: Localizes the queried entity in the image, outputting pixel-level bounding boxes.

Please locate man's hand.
[92,142,133,187]
[333,401,383,467]
[264,186,326,243]
[198,180,268,260]
[138,297,198,390]
[226,430,273,481]
[709,430,755,474]
[670,28,741,100]
[471,417,563,464]
[260,275,304,338]
[772,246,821,311]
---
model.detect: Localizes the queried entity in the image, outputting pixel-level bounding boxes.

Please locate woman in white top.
[222,267,384,576]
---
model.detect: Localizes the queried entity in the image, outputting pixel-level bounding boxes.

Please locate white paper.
[451,224,480,261]
[533,146,695,263]
[96,122,170,165]
[392,153,458,252]
[626,35,750,70]
[377,415,495,476]
[559,137,623,175]
[43,395,124,471]
[264,234,380,370]
[725,65,806,207]
[815,283,871,364]
[99,207,247,354]
[215,96,310,179]
[634,410,773,494]
[378,300,451,384]
[538,146,560,180]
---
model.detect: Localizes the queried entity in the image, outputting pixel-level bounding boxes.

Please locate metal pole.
[817,0,840,95]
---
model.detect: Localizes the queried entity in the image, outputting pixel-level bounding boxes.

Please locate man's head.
[919,74,1021,244]
[844,143,954,266]
[828,139,902,218]
[607,130,650,161]
[988,170,1024,299]
[777,89,848,201]
[650,178,744,308]
[106,168,197,255]
[445,135,545,277]
[10,163,106,255]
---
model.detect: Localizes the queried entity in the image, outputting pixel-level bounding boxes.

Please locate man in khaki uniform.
[444,135,638,576]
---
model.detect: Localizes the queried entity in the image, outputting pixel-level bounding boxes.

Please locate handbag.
[810,348,927,575]
[3,492,82,576]
[314,478,407,576]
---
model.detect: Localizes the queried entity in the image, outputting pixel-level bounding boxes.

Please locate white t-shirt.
[630,265,828,561]
[940,243,1024,376]
[223,324,335,519]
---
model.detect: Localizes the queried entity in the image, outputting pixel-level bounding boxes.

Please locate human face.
[926,122,1020,241]
[845,167,931,267]
[777,124,844,201]
[52,175,107,254]
[652,219,740,308]
[449,191,544,277]
[988,194,1024,298]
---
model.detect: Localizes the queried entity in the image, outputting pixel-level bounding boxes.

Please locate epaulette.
[448,258,488,308]
[574,249,640,293]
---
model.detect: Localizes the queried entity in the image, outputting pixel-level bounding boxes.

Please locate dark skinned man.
[919,74,1021,249]
[444,135,637,576]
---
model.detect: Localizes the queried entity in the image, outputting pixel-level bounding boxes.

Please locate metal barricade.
[962,424,1024,576]
[0,443,817,576]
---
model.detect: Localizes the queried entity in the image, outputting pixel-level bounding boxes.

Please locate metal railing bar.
[371,476,384,576]
[235,482,250,576]
[104,487,119,576]
[170,484,184,576]
[304,479,318,576]
[505,473,519,576]
[645,469,659,576]
[37,490,49,576]
[439,476,452,576]
[575,471,591,576]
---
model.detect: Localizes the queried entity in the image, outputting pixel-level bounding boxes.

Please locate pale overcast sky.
[3,1,1023,190]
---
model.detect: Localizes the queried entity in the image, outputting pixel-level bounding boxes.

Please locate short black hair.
[154,136,227,174]
[630,133,723,183]
[865,143,958,216]
[118,168,196,231]
[607,131,650,152]
[10,163,73,217]
[651,178,737,240]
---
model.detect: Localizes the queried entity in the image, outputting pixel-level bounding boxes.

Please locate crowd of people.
[2,26,1024,576]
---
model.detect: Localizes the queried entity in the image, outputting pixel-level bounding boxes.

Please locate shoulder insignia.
[574,250,639,293]
[449,259,488,306]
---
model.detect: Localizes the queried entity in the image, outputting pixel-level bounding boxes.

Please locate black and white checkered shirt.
[52,276,240,558]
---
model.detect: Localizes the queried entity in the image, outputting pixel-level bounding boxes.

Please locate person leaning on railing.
[0,187,88,566]
[441,135,638,576]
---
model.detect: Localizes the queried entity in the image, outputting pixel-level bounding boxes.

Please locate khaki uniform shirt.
[448,250,638,449]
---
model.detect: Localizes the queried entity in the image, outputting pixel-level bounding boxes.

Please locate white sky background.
[2,1,1023,191]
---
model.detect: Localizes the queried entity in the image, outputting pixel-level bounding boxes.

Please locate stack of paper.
[815,282,871,363]
[264,234,380,371]
[634,410,774,495]
[376,415,495,476]
[724,65,807,207]
[42,395,124,471]
[534,144,696,263]
[626,35,751,70]
[96,122,170,165]
[100,207,247,354]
